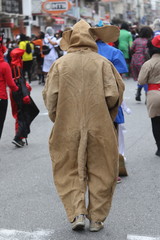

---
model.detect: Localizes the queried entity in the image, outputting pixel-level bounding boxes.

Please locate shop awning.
[52,16,65,24]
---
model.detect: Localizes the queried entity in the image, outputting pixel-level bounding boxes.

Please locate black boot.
[135,88,142,101]
[38,74,42,84]
[156,141,160,157]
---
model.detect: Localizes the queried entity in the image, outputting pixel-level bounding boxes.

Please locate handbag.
[42,45,51,55]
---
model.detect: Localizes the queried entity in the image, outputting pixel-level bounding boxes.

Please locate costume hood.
[60,19,120,52]
[10,48,25,67]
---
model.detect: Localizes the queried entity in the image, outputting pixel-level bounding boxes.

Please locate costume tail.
[77,130,88,190]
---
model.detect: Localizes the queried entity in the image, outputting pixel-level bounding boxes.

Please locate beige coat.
[138,53,160,118]
[43,20,124,223]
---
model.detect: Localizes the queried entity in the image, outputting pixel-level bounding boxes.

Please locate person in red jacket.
[0,36,19,139]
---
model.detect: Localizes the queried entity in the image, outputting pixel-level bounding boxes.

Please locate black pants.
[23,60,33,83]
[0,99,8,139]
[151,116,160,148]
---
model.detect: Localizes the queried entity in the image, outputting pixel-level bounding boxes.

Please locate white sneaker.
[71,214,85,231]
[89,221,104,232]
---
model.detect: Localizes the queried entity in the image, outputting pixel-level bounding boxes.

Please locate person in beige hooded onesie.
[42,20,124,232]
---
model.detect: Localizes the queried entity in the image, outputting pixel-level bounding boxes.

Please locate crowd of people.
[1,18,160,233]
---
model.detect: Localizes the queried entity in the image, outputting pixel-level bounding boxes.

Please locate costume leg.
[50,131,88,222]
[87,131,118,222]
[0,99,8,139]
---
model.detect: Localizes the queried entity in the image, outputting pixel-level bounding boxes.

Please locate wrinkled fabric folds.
[43,20,124,222]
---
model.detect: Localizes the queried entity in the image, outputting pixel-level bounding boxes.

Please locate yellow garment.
[43,20,124,223]
[19,41,33,61]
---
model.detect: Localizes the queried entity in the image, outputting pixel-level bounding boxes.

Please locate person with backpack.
[32,31,45,85]
[19,34,34,83]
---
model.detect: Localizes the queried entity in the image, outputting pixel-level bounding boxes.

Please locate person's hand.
[15,86,19,91]
[125,107,131,115]
[23,96,30,104]
[26,82,32,92]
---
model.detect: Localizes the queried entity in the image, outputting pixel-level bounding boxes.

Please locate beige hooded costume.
[43,20,124,223]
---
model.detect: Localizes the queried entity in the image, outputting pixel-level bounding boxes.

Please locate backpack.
[26,42,32,54]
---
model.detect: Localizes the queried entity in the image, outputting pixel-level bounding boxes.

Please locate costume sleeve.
[113,50,128,74]
[138,62,150,85]
[103,61,125,120]
[42,63,59,122]
[3,62,18,92]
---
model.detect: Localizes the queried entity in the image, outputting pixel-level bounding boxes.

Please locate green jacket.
[118,29,133,59]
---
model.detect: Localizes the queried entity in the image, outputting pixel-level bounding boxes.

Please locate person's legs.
[50,131,88,223]
[39,57,45,84]
[87,131,118,225]
[135,84,143,101]
[151,116,160,156]
[125,58,130,78]
[0,99,8,139]
[27,60,33,83]
[23,60,33,83]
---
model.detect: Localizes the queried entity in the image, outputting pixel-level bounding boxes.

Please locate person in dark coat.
[10,48,39,147]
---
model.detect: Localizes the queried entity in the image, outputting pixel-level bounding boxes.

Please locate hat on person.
[10,48,25,67]
[151,35,160,48]
[60,19,119,51]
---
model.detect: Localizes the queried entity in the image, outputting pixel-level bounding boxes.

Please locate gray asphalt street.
[0,78,160,240]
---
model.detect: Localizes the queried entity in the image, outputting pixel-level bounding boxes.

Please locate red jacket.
[0,60,18,99]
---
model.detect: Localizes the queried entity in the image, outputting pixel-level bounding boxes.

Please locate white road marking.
[127,235,160,240]
[39,112,48,116]
[0,229,54,240]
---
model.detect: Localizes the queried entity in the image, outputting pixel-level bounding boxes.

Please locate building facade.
[0,0,160,39]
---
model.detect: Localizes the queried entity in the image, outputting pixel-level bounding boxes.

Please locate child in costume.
[10,48,39,147]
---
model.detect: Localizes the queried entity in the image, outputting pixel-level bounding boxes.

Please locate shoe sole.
[72,222,85,231]
[89,226,104,232]
[12,140,23,147]
[117,181,122,184]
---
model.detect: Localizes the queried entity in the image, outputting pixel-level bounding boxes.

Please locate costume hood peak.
[60,19,120,52]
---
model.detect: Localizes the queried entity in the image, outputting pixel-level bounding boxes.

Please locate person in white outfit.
[42,26,58,74]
